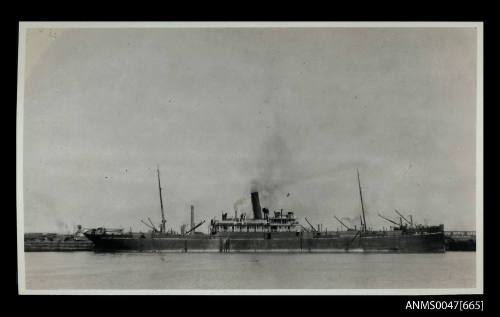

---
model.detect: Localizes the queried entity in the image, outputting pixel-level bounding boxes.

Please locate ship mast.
[157,166,166,233]
[357,169,367,232]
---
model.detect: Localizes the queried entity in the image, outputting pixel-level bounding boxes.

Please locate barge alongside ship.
[84,168,445,253]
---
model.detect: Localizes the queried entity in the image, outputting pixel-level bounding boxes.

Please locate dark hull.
[85,232,445,253]
[24,240,94,252]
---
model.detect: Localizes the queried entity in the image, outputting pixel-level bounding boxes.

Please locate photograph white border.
[16,21,484,295]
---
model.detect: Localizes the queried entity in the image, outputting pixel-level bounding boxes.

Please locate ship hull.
[24,240,94,252]
[85,232,445,253]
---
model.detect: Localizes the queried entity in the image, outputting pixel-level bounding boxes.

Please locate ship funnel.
[251,192,263,219]
[190,205,195,230]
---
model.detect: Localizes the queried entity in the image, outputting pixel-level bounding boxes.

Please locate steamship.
[84,168,445,253]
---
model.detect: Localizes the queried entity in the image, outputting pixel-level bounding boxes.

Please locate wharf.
[444,231,476,251]
[24,233,94,252]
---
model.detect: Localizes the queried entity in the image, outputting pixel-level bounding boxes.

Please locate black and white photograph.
[16,22,483,295]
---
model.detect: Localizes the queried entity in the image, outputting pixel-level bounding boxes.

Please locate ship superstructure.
[210,191,300,236]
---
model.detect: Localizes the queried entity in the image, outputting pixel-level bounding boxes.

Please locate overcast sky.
[22,27,477,233]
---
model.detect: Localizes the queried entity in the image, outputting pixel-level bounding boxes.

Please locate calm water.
[24,252,475,290]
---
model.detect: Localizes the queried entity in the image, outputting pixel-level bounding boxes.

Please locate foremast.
[157,166,166,233]
[357,169,367,232]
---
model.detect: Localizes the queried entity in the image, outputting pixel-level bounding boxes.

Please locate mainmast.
[357,169,367,232]
[157,166,166,233]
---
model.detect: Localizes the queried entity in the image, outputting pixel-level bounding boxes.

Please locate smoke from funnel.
[233,197,246,212]
[250,129,298,208]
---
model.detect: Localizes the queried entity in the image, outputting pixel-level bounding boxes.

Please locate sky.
[21,27,477,233]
